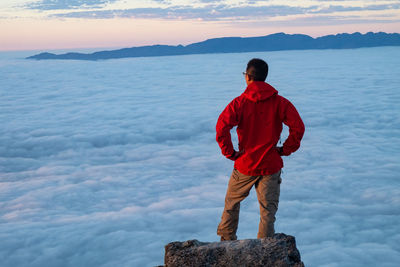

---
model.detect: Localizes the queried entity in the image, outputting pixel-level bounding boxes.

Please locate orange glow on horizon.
[1,17,400,51]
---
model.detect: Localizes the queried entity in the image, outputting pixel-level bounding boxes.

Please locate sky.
[0,1,400,51]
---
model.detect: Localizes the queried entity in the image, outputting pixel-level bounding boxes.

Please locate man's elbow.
[299,121,305,139]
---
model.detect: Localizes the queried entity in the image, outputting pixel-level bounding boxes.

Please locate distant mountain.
[27,32,400,60]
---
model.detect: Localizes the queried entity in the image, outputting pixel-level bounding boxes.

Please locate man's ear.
[245,74,253,85]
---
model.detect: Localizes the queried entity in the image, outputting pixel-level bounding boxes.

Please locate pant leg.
[217,169,257,240]
[255,170,281,238]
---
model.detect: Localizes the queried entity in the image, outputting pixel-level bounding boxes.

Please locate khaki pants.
[217,168,281,240]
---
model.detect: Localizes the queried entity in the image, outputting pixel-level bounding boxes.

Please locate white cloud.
[44,3,399,20]
[1,47,400,266]
[5,0,397,25]
[24,0,118,10]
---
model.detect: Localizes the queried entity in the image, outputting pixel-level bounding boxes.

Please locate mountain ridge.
[27,32,400,60]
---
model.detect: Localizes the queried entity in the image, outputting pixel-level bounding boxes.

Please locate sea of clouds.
[0,47,399,267]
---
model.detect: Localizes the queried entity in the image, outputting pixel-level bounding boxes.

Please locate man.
[216,58,305,241]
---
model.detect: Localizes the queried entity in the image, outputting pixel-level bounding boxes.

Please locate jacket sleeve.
[279,97,305,156]
[216,98,240,159]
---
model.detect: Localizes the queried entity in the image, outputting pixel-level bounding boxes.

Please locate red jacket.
[216,81,305,176]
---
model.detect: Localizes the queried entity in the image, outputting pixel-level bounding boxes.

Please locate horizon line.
[2,30,400,53]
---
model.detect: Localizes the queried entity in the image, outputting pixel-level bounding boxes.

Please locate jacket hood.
[242,81,278,102]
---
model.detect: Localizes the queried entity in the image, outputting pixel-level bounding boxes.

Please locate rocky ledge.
[164,233,304,267]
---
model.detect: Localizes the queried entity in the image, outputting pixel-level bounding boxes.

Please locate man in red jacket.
[216,58,305,241]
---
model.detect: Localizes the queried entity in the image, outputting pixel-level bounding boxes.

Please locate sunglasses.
[243,72,253,77]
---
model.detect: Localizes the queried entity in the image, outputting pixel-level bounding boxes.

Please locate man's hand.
[276,146,291,156]
[276,146,284,156]
[227,150,244,161]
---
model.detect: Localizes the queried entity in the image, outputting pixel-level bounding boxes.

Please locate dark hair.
[246,58,269,81]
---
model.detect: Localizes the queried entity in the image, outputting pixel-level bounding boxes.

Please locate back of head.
[246,58,269,81]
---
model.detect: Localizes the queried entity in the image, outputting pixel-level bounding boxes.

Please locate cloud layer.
[1,47,400,266]
[25,0,118,10]
[18,0,400,24]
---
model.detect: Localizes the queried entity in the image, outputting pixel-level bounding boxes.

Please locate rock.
[164,233,304,267]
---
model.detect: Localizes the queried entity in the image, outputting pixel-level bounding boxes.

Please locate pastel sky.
[1,0,400,51]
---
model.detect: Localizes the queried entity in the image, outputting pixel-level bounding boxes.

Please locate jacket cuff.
[281,146,291,156]
[227,150,237,160]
